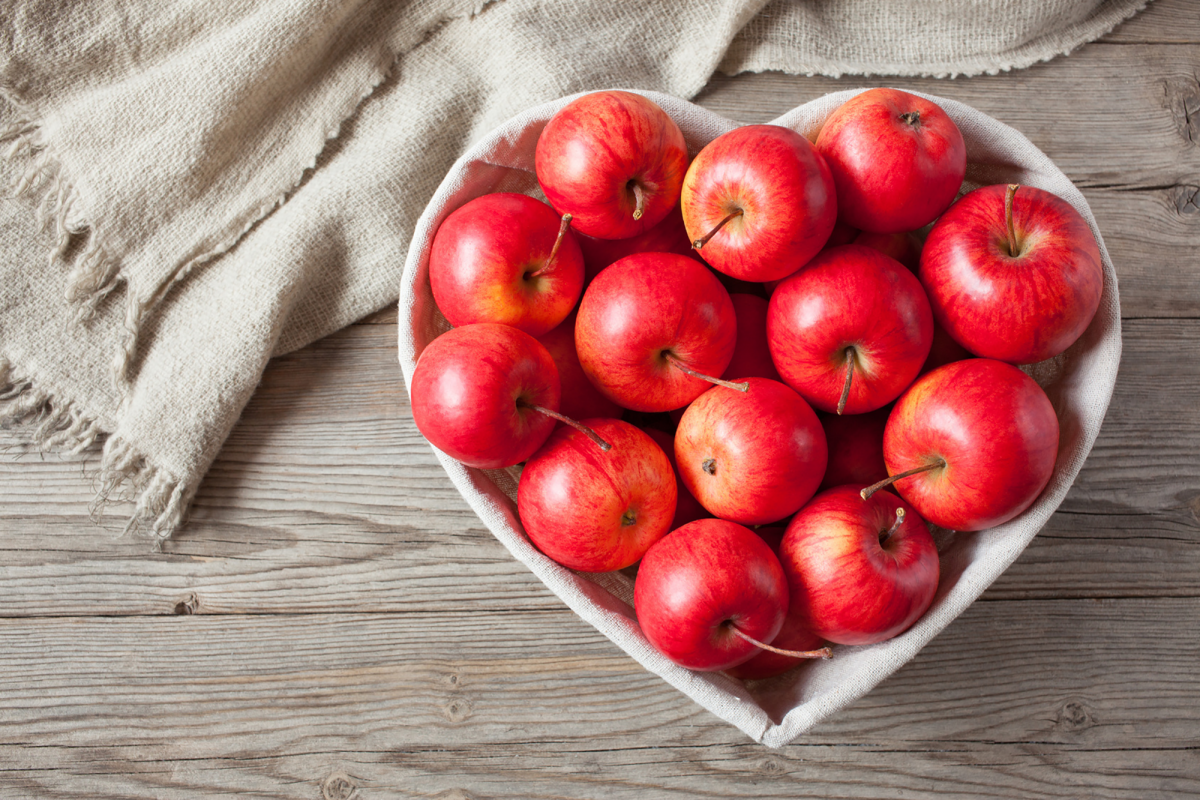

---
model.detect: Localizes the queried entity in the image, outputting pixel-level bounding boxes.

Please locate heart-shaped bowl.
[397,89,1121,748]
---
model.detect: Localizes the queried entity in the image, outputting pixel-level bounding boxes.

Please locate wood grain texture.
[0,599,1198,799]
[2,0,1198,797]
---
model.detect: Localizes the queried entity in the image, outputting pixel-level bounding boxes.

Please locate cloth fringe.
[0,115,130,374]
[0,356,188,545]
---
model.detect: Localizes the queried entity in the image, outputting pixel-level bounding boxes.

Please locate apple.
[410,323,561,468]
[681,124,836,282]
[518,419,676,572]
[727,525,830,681]
[429,192,584,336]
[818,405,890,491]
[722,293,781,383]
[536,91,688,239]
[920,183,1103,365]
[816,88,966,233]
[634,518,789,671]
[868,358,1059,532]
[642,427,710,530]
[919,320,973,376]
[536,310,624,421]
[724,606,829,680]
[675,377,827,525]
[824,219,860,249]
[575,202,699,284]
[767,244,933,415]
[575,252,741,413]
[780,485,939,646]
[854,229,922,272]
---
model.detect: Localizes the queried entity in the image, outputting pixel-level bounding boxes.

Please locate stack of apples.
[410,88,1104,679]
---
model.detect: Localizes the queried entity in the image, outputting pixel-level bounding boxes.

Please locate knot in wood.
[321,772,358,800]
[173,593,199,615]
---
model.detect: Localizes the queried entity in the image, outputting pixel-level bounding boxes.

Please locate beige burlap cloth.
[1,2,1143,533]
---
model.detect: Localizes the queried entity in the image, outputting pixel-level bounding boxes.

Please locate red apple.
[824,219,860,249]
[816,88,966,233]
[518,419,676,572]
[575,252,739,413]
[724,606,828,681]
[767,244,933,415]
[429,192,584,336]
[675,378,827,525]
[681,124,836,282]
[818,406,890,491]
[536,91,688,239]
[919,320,973,376]
[634,519,788,671]
[780,485,939,646]
[726,525,829,680]
[410,323,560,468]
[722,293,781,383]
[854,229,922,272]
[642,427,710,530]
[875,358,1059,531]
[536,310,624,422]
[920,183,1103,365]
[575,202,699,284]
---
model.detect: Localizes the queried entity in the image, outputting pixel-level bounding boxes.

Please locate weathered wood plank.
[0,598,1197,798]
[1101,0,1200,43]
[2,743,1197,800]
[1,319,1197,615]
[700,43,1200,186]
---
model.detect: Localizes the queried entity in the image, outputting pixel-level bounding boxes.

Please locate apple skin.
[726,526,827,681]
[884,358,1059,532]
[722,293,781,383]
[429,192,585,336]
[410,323,559,469]
[818,406,890,491]
[816,88,966,233]
[575,202,699,284]
[536,310,624,422]
[535,91,688,240]
[920,184,1104,365]
[919,321,973,376]
[518,419,677,572]
[634,518,788,671]
[724,606,828,680]
[767,244,933,414]
[675,378,827,525]
[779,485,939,646]
[575,252,737,413]
[681,124,836,282]
[642,428,710,530]
[854,229,922,272]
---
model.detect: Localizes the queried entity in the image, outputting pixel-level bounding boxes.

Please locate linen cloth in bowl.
[397,89,1121,748]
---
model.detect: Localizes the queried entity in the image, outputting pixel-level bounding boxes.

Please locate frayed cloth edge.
[0,115,125,323]
[0,356,191,546]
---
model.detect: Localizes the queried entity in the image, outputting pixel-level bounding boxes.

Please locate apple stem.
[1005,184,1021,257]
[729,626,833,660]
[880,507,906,545]
[692,208,744,250]
[860,459,947,500]
[663,352,749,393]
[526,214,574,280]
[523,403,611,451]
[899,110,921,127]
[837,347,855,416]
[630,182,646,221]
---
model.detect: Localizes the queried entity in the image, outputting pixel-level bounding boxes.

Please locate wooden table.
[3,1,1198,796]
